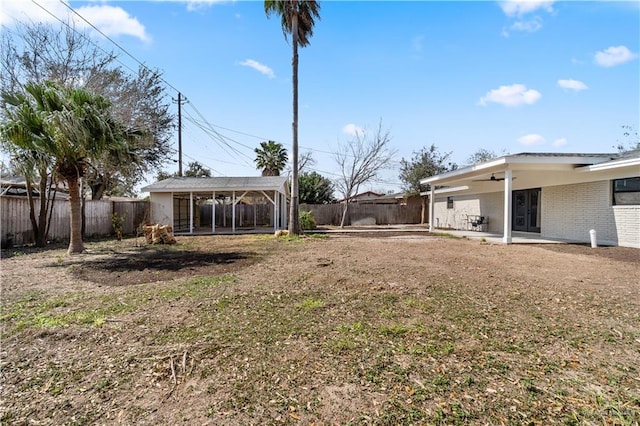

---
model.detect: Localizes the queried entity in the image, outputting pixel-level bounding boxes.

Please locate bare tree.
[333,121,396,228]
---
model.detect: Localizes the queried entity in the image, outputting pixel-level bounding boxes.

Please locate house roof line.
[576,156,640,173]
[420,152,620,185]
[140,176,289,194]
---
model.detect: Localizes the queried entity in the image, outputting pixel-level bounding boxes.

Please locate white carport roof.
[140,176,289,195]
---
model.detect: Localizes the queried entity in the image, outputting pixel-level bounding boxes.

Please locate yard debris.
[143,224,177,245]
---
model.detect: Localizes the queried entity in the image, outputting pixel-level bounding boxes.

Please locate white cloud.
[239,59,275,79]
[76,5,151,43]
[342,123,364,137]
[508,17,542,33]
[0,0,70,26]
[517,134,546,145]
[500,1,555,17]
[557,79,588,91]
[594,45,638,68]
[0,1,151,43]
[552,138,568,147]
[185,0,229,12]
[478,84,542,107]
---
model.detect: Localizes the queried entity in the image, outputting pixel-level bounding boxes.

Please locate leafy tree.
[156,161,211,180]
[334,121,396,227]
[299,171,335,204]
[399,145,457,223]
[615,125,640,152]
[466,148,499,165]
[254,140,288,176]
[1,22,173,199]
[265,0,321,235]
[2,81,141,254]
[184,161,212,177]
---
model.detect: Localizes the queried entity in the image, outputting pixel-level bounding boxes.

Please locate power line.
[29,0,402,186]
[29,0,139,76]
[55,0,181,94]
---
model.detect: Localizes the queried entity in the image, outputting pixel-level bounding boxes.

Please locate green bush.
[299,210,316,230]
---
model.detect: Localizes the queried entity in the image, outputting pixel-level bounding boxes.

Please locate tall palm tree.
[2,81,133,254]
[254,140,288,176]
[265,0,320,235]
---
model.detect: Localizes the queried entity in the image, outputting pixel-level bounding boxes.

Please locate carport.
[140,176,289,234]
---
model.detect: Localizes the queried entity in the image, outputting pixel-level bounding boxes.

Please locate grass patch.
[296,297,325,310]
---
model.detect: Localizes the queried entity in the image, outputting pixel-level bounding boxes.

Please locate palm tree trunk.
[67,173,85,254]
[25,178,42,246]
[36,171,48,246]
[288,13,300,236]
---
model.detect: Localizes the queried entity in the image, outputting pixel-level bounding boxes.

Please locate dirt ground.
[1,231,639,425]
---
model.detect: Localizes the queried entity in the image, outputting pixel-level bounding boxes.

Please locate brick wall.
[542,181,640,247]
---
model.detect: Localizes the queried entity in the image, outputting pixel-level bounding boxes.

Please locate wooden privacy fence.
[0,195,149,246]
[300,203,422,226]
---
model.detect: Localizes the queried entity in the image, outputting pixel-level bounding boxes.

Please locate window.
[613,177,640,205]
[447,196,454,209]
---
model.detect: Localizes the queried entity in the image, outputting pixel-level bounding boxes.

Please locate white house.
[140,176,289,234]
[420,151,640,248]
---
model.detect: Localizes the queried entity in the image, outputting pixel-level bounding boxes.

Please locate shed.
[140,176,289,234]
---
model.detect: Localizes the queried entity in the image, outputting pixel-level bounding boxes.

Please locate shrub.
[299,210,316,230]
[111,212,126,240]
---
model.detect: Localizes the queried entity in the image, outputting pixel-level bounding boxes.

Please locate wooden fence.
[0,195,149,247]
[1,196,422,246]
[300,203,422,226]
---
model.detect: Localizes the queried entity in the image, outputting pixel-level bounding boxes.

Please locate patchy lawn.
[1,233,639,425]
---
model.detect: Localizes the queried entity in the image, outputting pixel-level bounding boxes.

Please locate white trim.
[577,156,640,172]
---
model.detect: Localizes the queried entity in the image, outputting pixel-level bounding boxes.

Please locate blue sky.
[2,0,639,194]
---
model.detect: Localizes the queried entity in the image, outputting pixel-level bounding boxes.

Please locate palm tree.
[1,88,57,247]
[2,81,134,254]
[254,140,288,176]
[265,0,320,235]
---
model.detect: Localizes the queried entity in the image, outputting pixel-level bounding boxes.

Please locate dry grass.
[1,234,639,425]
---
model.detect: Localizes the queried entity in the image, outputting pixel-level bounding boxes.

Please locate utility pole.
[174,92,187,176]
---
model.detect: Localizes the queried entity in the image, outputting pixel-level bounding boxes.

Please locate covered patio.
[141,176,289,235]
[420,152,640,247]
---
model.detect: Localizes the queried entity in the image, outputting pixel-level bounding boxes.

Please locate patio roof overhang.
[419,152,638,243]
[419,153,632,196]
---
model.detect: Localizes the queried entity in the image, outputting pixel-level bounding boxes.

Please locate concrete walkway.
[317,224,572,245]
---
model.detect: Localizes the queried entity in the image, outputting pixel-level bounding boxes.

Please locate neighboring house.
[338,191,418,205]
[420,151,640,248]
[0,176,69,199]
[140,176,289,234]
